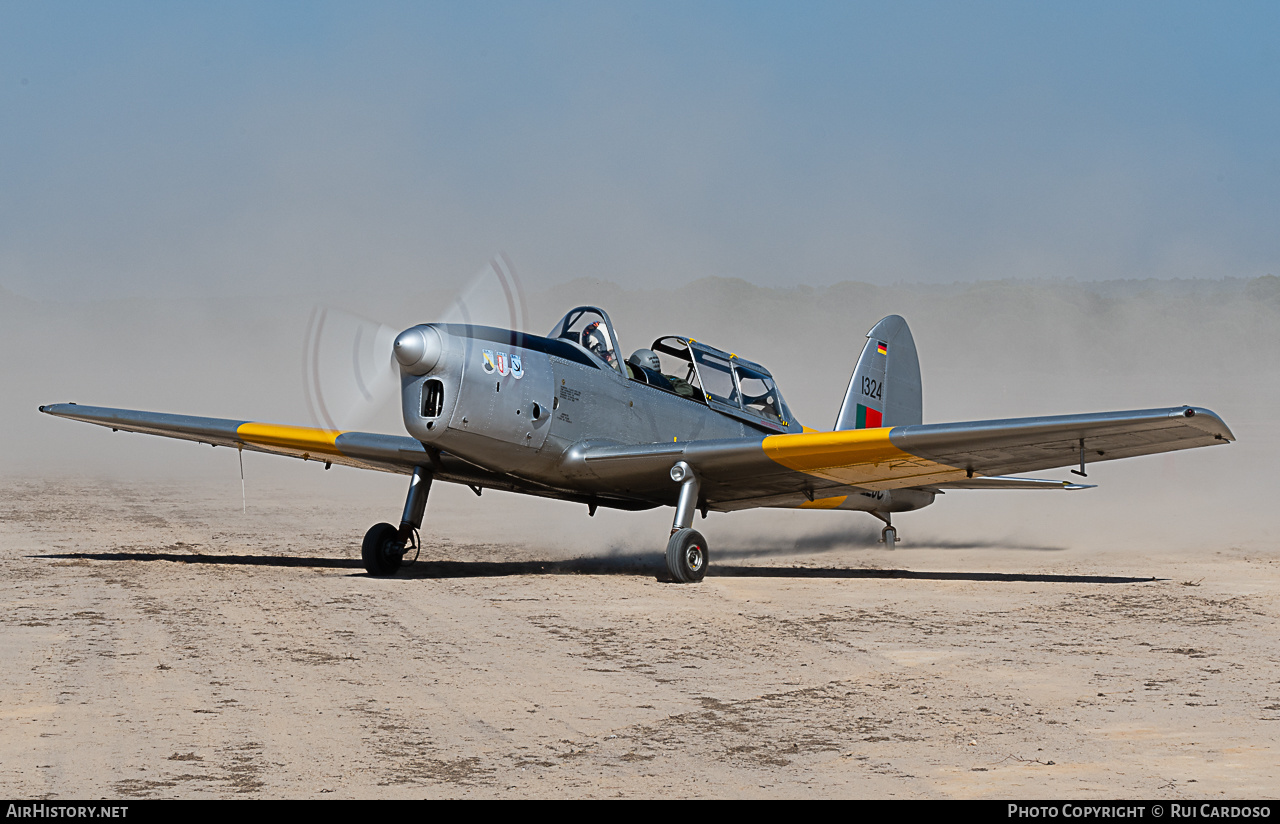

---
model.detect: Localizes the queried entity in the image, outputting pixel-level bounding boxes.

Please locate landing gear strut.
[666,461,707,583]
[362,466,432,576]
[871,511,897,550]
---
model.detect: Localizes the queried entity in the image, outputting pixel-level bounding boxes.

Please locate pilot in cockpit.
[581,321,616,368]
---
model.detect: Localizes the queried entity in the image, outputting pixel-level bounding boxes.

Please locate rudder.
[834,315,922,430]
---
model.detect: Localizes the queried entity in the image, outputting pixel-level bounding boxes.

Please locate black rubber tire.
[666,528,708,583]
[362,522,404,576]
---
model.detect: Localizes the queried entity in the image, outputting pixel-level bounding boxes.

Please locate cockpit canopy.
[652,337,795,432]
[548,306,624,374]
[548,306,796,432]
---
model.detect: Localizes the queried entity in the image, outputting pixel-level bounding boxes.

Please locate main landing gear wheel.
[362,522,405,576]
[666,528,708,583]
[880,526,897,551]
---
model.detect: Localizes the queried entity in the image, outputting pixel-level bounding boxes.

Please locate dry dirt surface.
[1,478,1276,799]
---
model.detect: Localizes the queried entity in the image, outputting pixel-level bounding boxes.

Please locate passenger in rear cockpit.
[627,349,660,373]
[628,349,696,398]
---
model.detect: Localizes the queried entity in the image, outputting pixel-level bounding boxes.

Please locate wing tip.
[1178,406,1236,442]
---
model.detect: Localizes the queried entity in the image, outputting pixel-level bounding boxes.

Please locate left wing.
[565,406,1233,507]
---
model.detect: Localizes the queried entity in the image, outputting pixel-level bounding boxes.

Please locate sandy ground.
[1,477,1277,799]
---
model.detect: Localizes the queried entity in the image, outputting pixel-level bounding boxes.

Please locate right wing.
[40,402,428,474]
[38,403,656,510]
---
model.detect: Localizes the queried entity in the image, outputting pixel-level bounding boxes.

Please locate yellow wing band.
[763,427,907,470]
[236,422,344,456]
[763,426,963,488]
[797,495,848,509]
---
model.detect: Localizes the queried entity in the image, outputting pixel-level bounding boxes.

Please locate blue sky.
[2,1,1277,298]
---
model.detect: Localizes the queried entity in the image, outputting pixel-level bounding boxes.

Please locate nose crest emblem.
[482,349,523,379]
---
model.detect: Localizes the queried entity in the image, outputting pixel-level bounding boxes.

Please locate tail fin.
[834,315,922,430]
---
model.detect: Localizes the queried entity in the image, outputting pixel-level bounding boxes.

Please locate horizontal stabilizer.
[929,476,1096,490]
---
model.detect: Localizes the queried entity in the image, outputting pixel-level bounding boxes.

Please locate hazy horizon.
[4,3,1279,302]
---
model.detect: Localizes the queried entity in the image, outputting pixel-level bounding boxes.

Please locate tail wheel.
[881,525,897,550]
[666,528,708,583]
[362,522,404,576]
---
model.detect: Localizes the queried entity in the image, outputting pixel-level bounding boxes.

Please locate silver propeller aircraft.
[40,289,1235,583]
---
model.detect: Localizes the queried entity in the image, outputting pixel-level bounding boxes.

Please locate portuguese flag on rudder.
[855,403,883,429]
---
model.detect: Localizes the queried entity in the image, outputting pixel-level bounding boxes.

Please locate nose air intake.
[394,326,444,375]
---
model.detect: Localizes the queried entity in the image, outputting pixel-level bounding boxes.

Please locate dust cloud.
[4,275,1277,558]
[4,274,1278,799]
